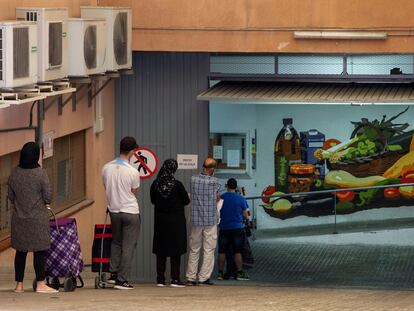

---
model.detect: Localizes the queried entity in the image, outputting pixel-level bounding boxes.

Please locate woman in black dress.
[150,159,190,287]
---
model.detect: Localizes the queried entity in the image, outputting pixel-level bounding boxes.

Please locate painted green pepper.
[356,178,400,207]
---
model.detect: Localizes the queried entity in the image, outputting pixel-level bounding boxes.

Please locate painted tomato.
[261,185,277,203]
[323,138,341,150]
[384,187,400,199]
[336,191,355,202]
[401,172,414,180]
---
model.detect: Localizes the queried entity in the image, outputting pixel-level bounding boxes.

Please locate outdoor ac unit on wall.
[66,18,106,77]
[16,7,69,82]
[80,6,132,71]
[0,21,38,88]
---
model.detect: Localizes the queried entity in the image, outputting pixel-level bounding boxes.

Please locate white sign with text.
[177,154,198,170]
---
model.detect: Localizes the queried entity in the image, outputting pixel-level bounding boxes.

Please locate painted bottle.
[274,118,301,193]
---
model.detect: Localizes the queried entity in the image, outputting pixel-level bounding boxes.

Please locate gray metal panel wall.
[115,52,210,282]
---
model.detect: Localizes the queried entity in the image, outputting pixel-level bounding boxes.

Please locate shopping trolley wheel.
[63,277,74,292]
[50,277,60,290]
[94,276,99,289]
[32,279,37,291]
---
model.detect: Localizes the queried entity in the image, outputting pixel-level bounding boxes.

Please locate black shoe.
[235,271,250,281]
[114,280,134,290]
[156,277,166,287]
[170,280,186,288]
[107,273,117,285]
[185,280,198,286]
[199,279,214,286]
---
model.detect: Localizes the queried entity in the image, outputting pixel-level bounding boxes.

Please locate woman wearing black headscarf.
[150,159,190,287]
[8,142,57,293]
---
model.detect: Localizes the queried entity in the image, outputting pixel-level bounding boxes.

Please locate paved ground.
[1,226,414,310]
[1,282,414,311]
[249,240,414,289]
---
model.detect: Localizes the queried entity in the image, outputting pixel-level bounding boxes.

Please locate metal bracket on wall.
[67,72,120,111]
[119,68,134,76]
[58,95,63,115]
[37,80,77,114]
[72,87,77,112]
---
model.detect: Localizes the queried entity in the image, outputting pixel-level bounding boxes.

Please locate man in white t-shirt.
[102,136,140,290]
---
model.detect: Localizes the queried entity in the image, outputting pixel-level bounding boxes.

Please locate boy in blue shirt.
[217,178,249,281]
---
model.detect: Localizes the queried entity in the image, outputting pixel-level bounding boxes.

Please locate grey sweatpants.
[109,212,141,282]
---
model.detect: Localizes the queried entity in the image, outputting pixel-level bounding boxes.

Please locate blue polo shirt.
[219,192,248,230]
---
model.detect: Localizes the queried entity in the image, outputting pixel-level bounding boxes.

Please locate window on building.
[0,152,19,240]
[208,132,247,171]
[43,130,86,214]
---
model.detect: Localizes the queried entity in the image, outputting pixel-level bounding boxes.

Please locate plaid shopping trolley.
[44,218,84,292]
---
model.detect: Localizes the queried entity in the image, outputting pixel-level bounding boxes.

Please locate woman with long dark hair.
[150,159,190,287]
[8,142,58,293]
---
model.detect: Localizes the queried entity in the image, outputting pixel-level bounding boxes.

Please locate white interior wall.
[210,102,414,229]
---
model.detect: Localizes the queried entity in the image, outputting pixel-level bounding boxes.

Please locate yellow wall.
[0,0,96,19]
[0,0,118,266]
[0,80,115,264]
[101,0,414,53]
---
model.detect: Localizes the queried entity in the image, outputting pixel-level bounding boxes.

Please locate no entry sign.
[129,147,159,179]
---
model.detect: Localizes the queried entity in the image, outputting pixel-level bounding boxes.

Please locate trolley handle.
[47,205,60,235]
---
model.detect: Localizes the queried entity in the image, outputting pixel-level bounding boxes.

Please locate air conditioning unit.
[0,21,38,88]
[16,7,69,82]
[81,6,132,71]
[66,18,106,77]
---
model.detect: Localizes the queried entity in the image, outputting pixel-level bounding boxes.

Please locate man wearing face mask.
[186,158,221,286]
[102,136,141,290]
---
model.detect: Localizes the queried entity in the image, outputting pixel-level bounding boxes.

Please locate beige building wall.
[0,0,96,20]
[0,80,115,264]
[0,0,118,266]
[102,0,414,53]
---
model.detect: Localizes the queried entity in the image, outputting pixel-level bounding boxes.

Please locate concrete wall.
[102,0,414,53]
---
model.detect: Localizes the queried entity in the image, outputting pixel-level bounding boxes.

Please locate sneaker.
[107,273,117,285]
[114,280,134,290]
[170,280,186,288]
[156,282,166,287]
[185,280,198,286]
[235,271,249,281]
[199,279,214,286]
[217,271,224,280]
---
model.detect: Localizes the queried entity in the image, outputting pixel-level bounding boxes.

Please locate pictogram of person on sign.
[134,151,148,175]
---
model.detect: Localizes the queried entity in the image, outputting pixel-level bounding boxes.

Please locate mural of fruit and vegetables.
[263,107,414,220]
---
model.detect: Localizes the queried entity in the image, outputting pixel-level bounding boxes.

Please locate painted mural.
[262,107,414,220]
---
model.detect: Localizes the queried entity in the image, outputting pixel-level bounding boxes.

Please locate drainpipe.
[94,80,105,134]
[35,100,44,147]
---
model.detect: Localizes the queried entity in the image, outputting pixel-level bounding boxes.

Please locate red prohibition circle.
[132,147,159,179]
[132,147,159,180]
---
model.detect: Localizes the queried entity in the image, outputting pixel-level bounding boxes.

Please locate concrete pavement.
[1,281,414,311]
[2,226,414,310]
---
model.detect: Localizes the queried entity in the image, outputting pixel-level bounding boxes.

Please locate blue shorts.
[218,228,245,254]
